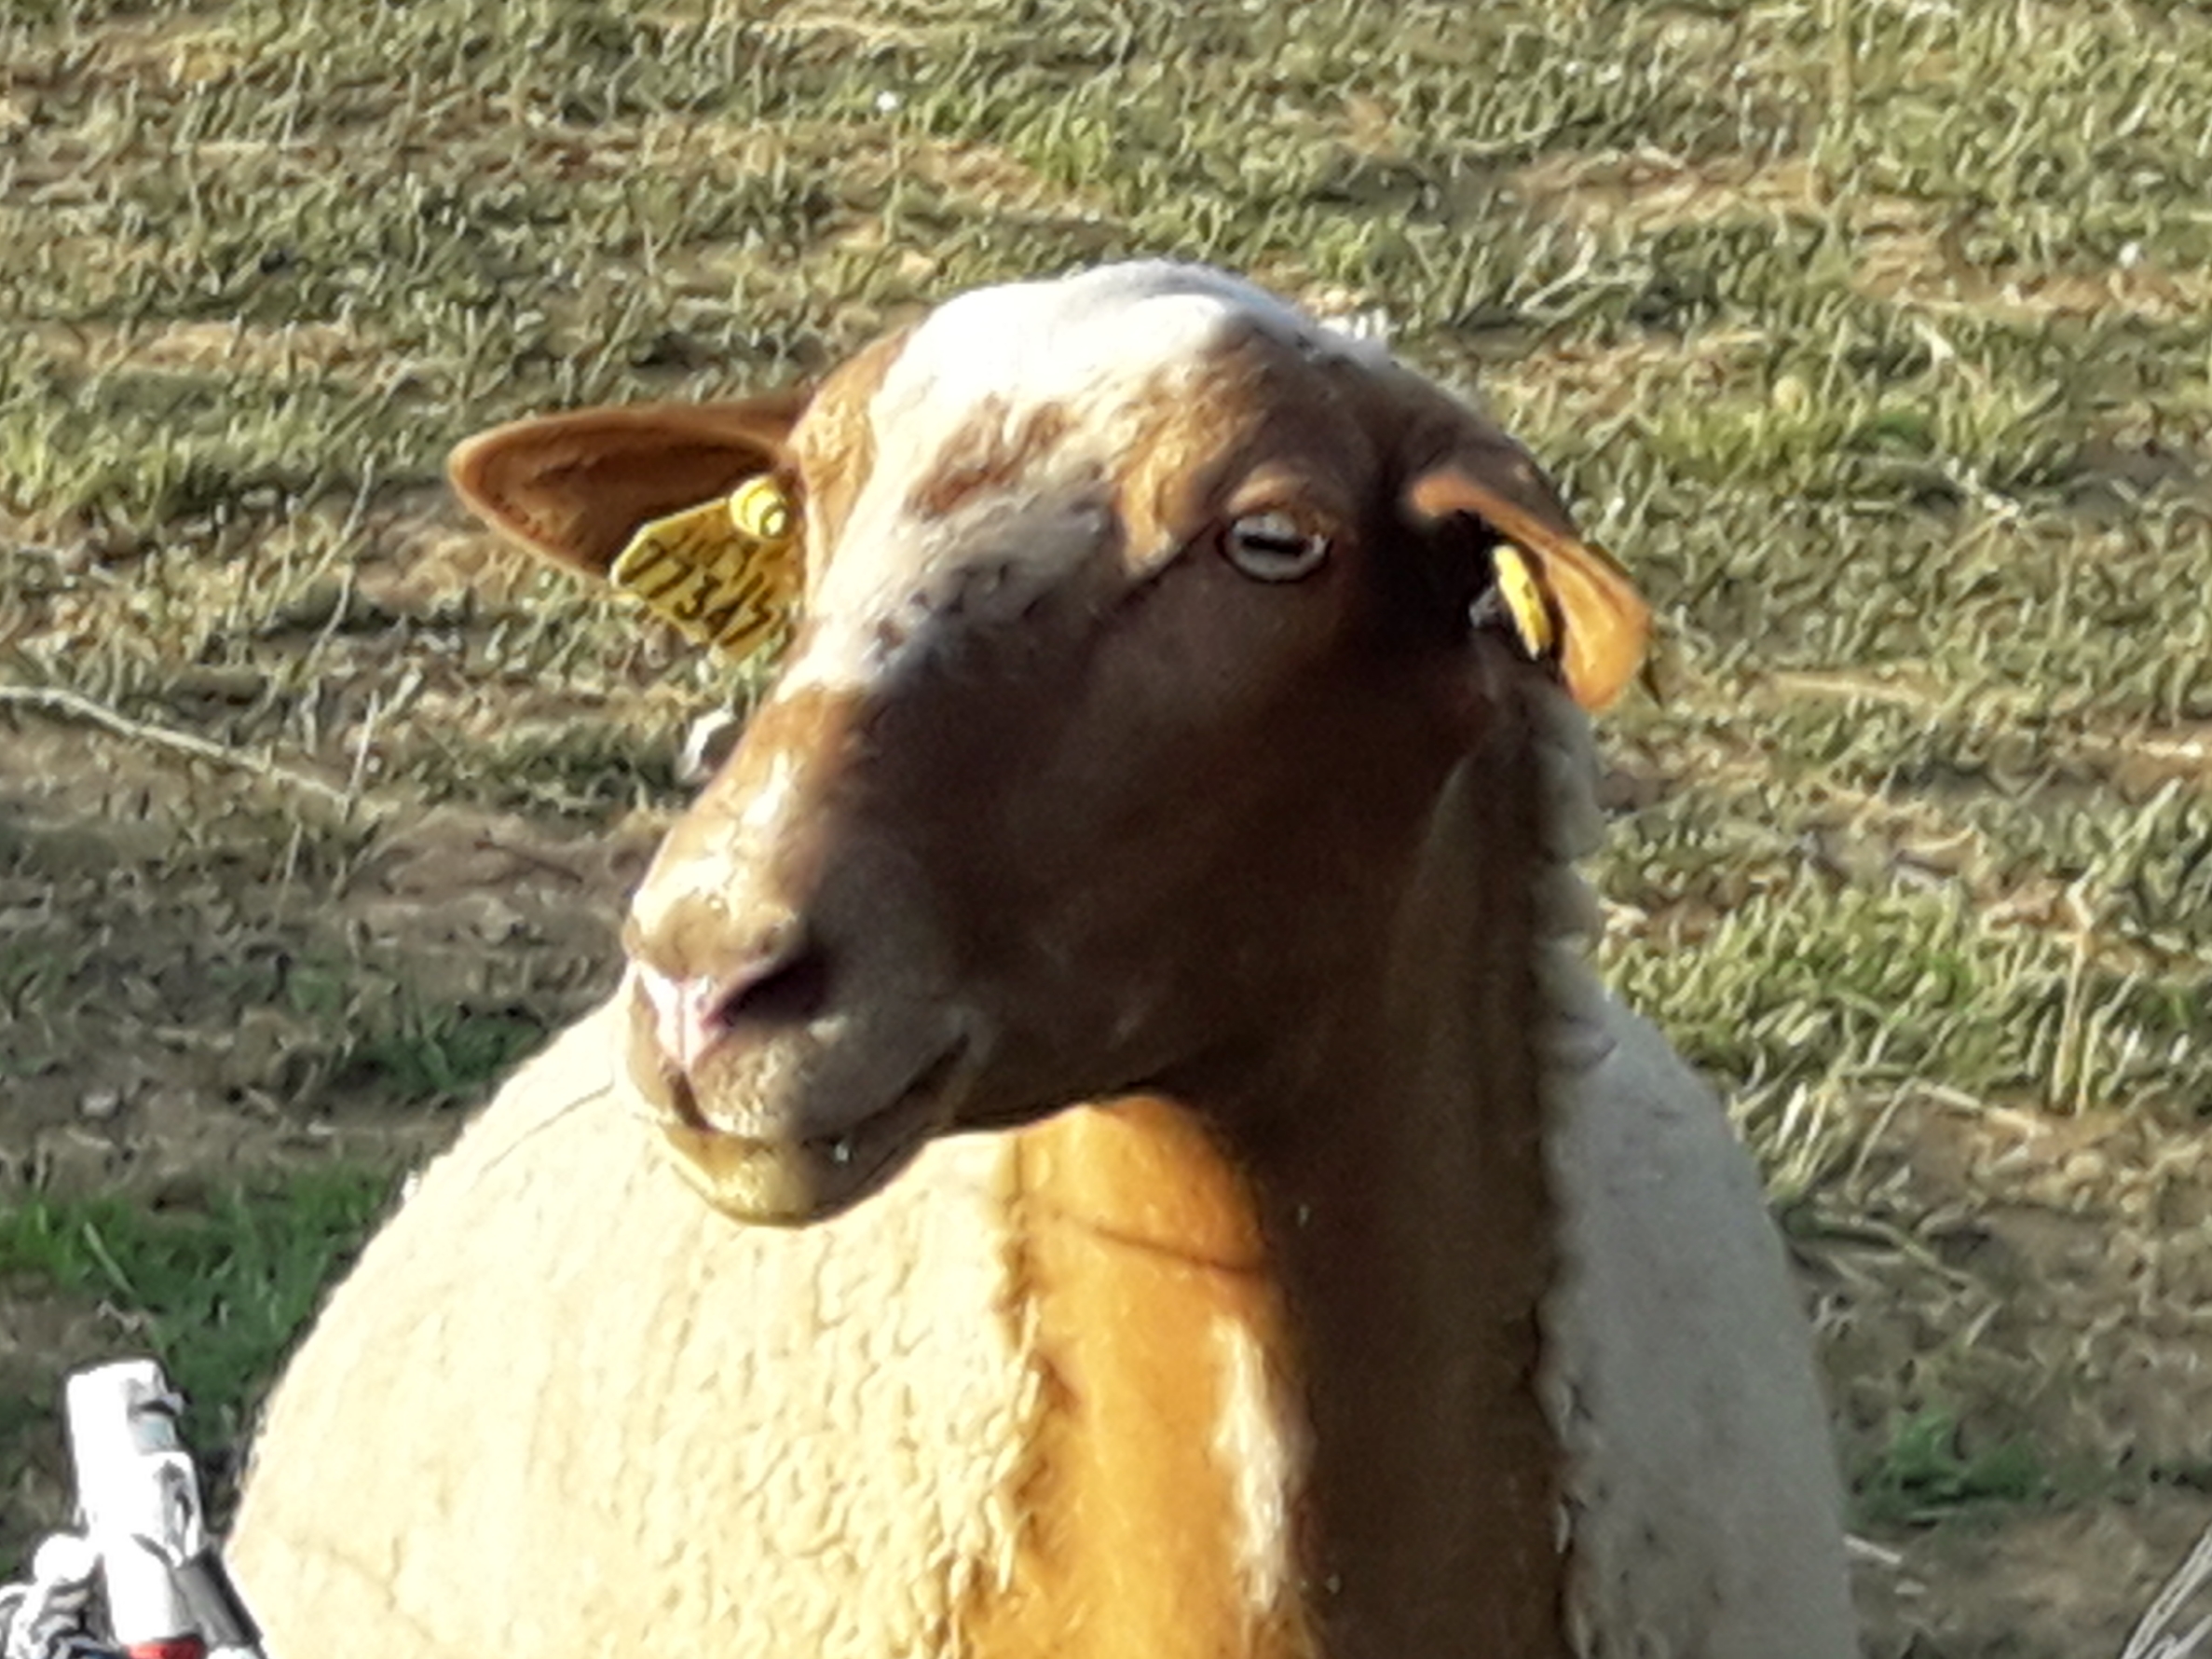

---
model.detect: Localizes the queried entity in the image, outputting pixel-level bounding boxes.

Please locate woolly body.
[233,970,1853,1656]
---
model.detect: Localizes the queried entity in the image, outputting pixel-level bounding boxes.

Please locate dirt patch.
[0,712,659,1204]
[1821,1093,2212,1478]
[1858,1488,2212,1658]
[1515,153,1835,236]
[1815,1088,2212,1656]
[24,319,381,379]
[0,699,663,1571]
[1855,226,2212,327]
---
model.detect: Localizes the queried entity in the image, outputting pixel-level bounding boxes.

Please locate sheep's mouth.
[653,1042,970,1225]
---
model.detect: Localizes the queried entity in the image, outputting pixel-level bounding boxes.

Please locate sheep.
[228,261,1859,1658]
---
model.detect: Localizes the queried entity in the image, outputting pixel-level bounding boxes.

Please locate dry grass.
[2,1,2207,1652]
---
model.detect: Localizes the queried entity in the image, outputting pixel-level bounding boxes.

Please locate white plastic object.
[65,1360,204,1650]
[23,1535,98,1597]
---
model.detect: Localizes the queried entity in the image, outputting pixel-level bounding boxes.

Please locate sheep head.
[448,263,1646,1224]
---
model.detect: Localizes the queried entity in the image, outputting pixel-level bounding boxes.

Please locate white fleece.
[233,953,1858,1656]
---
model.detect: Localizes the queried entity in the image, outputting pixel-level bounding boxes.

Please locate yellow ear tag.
[1493,543,1556,661]
[609,475,801,659]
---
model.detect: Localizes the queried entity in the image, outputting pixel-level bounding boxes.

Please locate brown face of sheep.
[448,266,1645,1224]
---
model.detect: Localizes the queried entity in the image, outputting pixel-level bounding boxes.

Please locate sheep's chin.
[654,1049,967,1225]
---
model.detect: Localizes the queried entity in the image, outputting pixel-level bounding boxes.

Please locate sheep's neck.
[970,746,1569,1659]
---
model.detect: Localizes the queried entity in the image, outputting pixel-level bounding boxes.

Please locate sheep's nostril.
[718,938,831,1027]
[632,923,831,1073]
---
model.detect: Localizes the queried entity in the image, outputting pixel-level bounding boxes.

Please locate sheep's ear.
[1404,428,1649,712]
[447,391,811,579]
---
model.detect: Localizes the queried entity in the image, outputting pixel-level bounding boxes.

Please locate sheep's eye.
[1221,512,1330,583]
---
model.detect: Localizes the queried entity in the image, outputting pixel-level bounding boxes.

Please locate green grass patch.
[345,1002,550,1104]
[1854,1406,2051,1528]
[0,1167,399,1451]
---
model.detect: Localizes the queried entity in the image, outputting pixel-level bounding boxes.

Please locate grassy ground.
[2,1,2207,1652]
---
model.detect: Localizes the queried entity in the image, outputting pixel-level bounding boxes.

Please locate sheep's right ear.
[1404,427,1649,712]
[447,391,810,580]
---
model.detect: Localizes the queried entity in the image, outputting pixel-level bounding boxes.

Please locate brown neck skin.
[1255,730,1566,1658]
[969,699,1568,1659]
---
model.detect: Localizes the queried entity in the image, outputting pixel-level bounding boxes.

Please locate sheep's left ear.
[448,390,811,580]
[1404,428,1649,712]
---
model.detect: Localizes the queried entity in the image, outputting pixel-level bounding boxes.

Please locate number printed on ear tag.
[610,476,802,659]
[1493,543,1556,662]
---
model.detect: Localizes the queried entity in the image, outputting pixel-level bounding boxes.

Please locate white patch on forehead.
[883,261,1379,421]
[1211,1313,1306,1617]
[778,264,1386,700]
